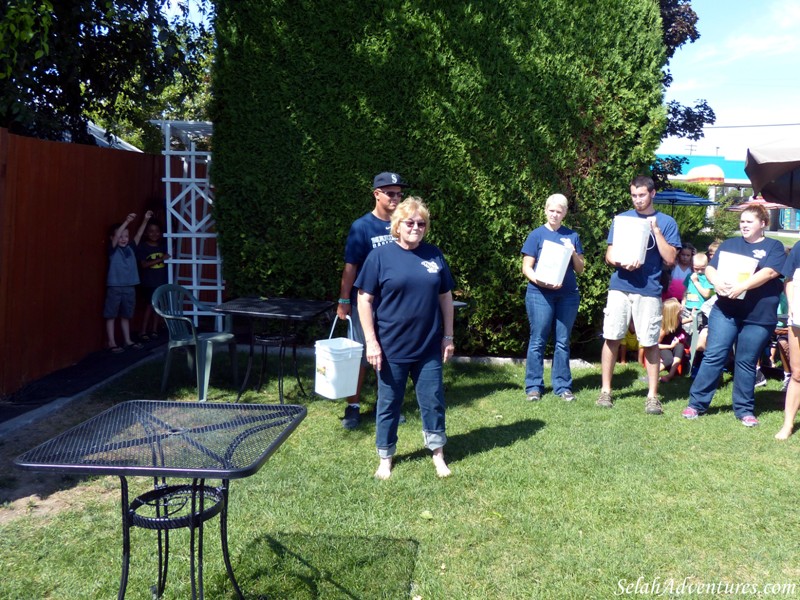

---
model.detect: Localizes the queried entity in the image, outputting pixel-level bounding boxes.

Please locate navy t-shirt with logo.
[710,236,785,325]
[343,212,394,302]
[355,241,455,362]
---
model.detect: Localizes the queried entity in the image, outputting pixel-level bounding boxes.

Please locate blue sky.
[657,0,800,160]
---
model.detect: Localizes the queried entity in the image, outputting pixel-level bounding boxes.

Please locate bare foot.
[775,427,793,441]
[374,457,392,480]
[432,449,451,478]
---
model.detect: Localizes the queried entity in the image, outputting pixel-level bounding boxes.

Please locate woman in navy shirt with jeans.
[683,205,785,427]
[521,193,584,402]
[356,197,455,480]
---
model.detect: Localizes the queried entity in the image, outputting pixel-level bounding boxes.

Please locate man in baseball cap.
[336,172,409,429]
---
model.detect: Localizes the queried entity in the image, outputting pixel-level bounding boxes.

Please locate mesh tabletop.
[15,401,306,479]
[214,297,334,320]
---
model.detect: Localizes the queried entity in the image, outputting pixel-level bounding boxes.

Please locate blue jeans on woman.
[688,305,773,419]
[525,286,580,395]
[376,352,447,459]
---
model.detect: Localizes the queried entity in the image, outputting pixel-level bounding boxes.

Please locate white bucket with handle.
[314,316,363,399]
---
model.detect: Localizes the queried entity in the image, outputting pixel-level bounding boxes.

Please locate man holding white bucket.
[336,172,409,429]
[597,175,680,415]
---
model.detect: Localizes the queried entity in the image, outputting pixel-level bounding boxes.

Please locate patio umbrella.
[745,142,800,206]
[725,196,790,212]
[654,188,718,215]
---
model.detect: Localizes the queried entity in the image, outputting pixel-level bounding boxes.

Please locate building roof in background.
[87,121,142,152]
[656,153,749,186]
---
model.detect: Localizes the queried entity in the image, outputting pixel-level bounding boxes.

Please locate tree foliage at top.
[655,0,715,185]
[211,0,669,355]
[0,0,213,148]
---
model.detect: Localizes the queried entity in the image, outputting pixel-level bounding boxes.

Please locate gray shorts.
[602,290,662,347]
[104,286,136,319]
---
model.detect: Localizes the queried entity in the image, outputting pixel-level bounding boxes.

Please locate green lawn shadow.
[225,532,418,599]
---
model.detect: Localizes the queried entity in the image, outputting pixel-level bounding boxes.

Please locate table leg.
[236,319,257,402]
[219,480,245,599]
[291,342,306,398]
[188,479,205,600]
[119,476,131,600]
[154,476,170,598]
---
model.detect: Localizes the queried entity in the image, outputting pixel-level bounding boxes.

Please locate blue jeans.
[688,306,773,418]
[376,352,447,458]
[525,287,580,395]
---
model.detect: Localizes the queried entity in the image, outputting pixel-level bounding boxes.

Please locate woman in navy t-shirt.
[520,193,584,402]
[683,205,785,426]
[355,197,455,480]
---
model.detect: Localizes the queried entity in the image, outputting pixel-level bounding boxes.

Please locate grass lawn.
[1,355,799,599]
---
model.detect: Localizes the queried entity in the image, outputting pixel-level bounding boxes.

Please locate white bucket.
[315,317,363,399]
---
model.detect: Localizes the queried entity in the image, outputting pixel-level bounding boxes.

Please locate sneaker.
[782,377,791,392]
[644,396,663,415]
[526,391,541,402]
[681,406,700,420]
[741,415,759,427]
[559,390,576,402]
[341,405,361,430]
[596,391,613,408]
[754,369,767,388]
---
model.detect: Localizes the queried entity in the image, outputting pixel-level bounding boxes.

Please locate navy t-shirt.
[355,241,455,362]
[520,224,583,295]
[607,210,681,297]
[782,243,800,281]
[343,212,395,302]
[136,239,169,289]
[711,236,785,325]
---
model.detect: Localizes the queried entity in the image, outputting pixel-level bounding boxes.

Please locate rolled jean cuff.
[423,430,447,451]
[377,444,397,459]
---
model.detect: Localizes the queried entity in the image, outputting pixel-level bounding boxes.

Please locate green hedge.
[210,0,667,356]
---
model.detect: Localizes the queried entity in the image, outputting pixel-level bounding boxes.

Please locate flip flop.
[110,346,125,354]
[139,333,151,341]
[125,343,144,350]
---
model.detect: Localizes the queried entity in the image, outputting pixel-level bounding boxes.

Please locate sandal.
[139,333,151,341]
[149,331,159,339]
[125,342,144,350]
[110,346,125,354]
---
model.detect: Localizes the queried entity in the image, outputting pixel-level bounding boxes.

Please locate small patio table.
[15,400,306,600]
[214,297,335,402]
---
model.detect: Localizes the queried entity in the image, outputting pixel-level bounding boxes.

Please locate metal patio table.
[15,400,306,599]
[214,297,335,403]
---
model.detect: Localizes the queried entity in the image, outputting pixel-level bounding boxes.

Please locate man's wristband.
[338,298,351,304]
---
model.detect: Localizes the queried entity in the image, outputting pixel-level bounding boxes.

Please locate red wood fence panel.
[0,129,167,396]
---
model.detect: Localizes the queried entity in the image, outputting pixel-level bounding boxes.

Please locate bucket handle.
[329,315,355,340]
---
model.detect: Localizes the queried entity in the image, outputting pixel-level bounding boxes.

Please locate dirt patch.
[0,395,117,525]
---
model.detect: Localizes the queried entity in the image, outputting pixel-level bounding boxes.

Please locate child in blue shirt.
[104,211,152,353]
[684,252,715,377]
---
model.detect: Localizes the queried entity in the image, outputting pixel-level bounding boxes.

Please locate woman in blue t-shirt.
[520,193,584,402]
[355,197,455,480]
[683,205,786,427]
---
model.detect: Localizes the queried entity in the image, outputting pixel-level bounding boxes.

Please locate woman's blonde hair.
[391,196,430,237]
[661,298,681,334]
[545,193,569,212]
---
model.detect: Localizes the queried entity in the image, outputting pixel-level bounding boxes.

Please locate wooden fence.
[0,129,167,396]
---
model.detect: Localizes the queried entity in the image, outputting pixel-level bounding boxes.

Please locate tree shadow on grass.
[223,532,418,599]
[395,418,544,467]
